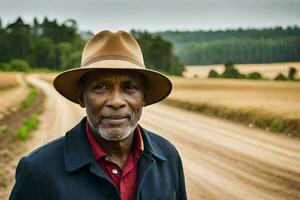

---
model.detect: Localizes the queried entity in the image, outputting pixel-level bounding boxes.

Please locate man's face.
[82,70,146,141]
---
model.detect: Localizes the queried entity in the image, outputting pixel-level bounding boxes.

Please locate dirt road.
[141,105,300,200]
[5,75,300,200]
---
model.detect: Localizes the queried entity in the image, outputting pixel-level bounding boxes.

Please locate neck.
[91,128,135,169]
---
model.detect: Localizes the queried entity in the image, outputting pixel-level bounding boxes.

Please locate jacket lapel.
[64,117,95,172]
[136,126,167,199]
[64,119,167,197]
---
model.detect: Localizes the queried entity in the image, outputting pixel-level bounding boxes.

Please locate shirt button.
[112,169,118,174]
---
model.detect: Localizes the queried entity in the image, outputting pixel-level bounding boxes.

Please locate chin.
[97,126,134,141]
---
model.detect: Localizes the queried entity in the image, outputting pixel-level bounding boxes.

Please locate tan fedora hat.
[53,30,172,106]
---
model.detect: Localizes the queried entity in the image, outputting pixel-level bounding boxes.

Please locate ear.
[78,81,86,108]
[78,94,85,108]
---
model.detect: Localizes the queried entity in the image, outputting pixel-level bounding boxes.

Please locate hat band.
[81,55,145,68]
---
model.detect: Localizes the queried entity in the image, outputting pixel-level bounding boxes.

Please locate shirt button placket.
[112,168,118,175]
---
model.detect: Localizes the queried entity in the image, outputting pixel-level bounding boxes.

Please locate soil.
[0,88,45,198]
[2,74,300,200]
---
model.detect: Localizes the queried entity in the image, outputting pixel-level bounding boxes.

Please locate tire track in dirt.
[4,76,300,200]
[2,75,85,199]
[25,74,85,148]
[140,104,300,200]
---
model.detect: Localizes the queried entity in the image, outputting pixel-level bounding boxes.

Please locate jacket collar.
[64,117,166,172]
[138,125,166,162]
[64,117,94,172]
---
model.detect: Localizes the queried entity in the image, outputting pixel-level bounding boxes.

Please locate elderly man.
[10,30,187,200]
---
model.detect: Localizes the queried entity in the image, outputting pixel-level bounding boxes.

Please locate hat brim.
[53,60,172,106]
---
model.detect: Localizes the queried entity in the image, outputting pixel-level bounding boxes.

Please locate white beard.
[85,104,142,141]
[87,117,137,141]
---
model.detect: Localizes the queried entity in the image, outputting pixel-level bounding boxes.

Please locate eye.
[124,84,138,92]
[93,84,108,93]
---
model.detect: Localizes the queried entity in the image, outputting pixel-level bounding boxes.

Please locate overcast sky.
[0,0,299,33]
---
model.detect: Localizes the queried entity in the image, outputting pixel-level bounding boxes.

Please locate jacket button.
[112,169,118,174]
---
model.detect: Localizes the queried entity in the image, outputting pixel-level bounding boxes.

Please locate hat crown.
[81,30,145,67]
[53,30,172,107]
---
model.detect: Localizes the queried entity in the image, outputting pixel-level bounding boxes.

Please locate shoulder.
[147,130,177,151]
[11,136,66,198]
[140,126,181,160]
[23,136,65,170]
[28,136,65,158]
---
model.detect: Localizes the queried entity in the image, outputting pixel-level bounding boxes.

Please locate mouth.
[101,114,129,125]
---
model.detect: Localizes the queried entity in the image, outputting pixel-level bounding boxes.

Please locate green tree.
[208,69,219,78]
[247,72,263,80]
[9,59,31,71]
[221,61,245,79]
[288,67,297,80]
[0,63,10,71]
[32,37,56,68]
[6,17,33,61]
[274,73,287,81]
[0,17,86,70]
[132,30,184,75]
[221,67,245,79]
[0,28,8,62]
[224,60,235,69]
[158,26,300,65]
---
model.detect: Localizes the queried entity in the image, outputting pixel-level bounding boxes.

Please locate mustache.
[101,112,131,119]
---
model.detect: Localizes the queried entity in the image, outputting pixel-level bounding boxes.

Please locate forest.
[0,17,183,75]
[1,17,299,75]
[157,27,300,65]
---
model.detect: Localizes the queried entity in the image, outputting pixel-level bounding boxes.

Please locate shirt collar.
[85,119,144,161]
[64,117,166,173]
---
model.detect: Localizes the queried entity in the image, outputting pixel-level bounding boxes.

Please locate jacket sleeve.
[177,153,187,200]
[177,155,187,200]
[9,157,44,200]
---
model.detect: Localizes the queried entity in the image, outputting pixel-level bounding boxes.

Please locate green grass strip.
[20,87,38,108]
[0,125,9,134]
[15,115,39,140]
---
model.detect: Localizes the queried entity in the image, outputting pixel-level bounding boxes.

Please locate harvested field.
[184,62,300,79]
[0,84,45,198]
[2,75,300,200]
[0,73,29,119]
[0,72,21,90]
[166,77,300,136]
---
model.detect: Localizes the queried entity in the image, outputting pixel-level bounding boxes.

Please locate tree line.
[0,17,87,71]
[208,61,299,81]
[157,27,300,65]
[2,17,298,74]
[0,17,184,75]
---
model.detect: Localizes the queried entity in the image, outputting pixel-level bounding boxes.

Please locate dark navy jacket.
[9,117,187,200]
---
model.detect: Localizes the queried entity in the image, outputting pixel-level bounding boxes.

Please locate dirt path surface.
[140,105,300,200]
[4,75,300,200]
[2,75,85,199]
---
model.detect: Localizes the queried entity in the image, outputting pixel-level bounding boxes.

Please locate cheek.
[130,96,144,120]
[84,93,105,115]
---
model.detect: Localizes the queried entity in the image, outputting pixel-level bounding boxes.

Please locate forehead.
[81,70,146,85]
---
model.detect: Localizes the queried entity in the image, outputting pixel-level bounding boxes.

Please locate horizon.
[0,0,299,33]
[1,15,299,34]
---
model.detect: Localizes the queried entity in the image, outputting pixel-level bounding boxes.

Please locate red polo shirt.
[85,121,144,200]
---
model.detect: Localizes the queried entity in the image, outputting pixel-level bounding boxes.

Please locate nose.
[106,89,126,109]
